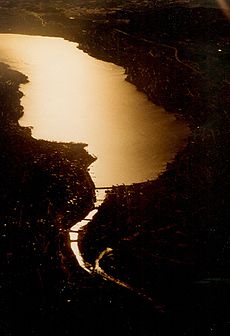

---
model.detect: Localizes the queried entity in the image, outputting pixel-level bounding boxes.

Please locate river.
[0,33,189,281]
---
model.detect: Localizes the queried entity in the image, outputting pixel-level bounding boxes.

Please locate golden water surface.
[0,34,189,186]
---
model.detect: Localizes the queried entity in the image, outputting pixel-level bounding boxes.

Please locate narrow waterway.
[0,33,189,283]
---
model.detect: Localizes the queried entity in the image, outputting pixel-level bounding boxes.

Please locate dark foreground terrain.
[0,1,230,335]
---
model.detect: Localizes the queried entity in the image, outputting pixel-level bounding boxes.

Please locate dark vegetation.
[0,0,230,335]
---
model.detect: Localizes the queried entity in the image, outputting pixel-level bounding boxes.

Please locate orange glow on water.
[0,34,189,186]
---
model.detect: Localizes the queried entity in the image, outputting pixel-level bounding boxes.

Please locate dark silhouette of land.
[0,1,230,335]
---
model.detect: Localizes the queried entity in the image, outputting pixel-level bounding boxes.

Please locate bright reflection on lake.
[0,34,189,186]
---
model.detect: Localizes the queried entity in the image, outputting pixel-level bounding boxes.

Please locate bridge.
[95,186,113,190]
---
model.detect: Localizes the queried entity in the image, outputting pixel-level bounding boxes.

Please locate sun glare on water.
[0,33,189,186]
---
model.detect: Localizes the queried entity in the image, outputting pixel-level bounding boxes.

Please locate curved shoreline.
[0,4,229,335]
[0,59,97,292]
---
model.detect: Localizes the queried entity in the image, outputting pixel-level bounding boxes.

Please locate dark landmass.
[78,5,230,335]
[0,1,230,335]
[0,64,99,334]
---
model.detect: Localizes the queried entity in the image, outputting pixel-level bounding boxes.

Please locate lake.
[0,33,189,186]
